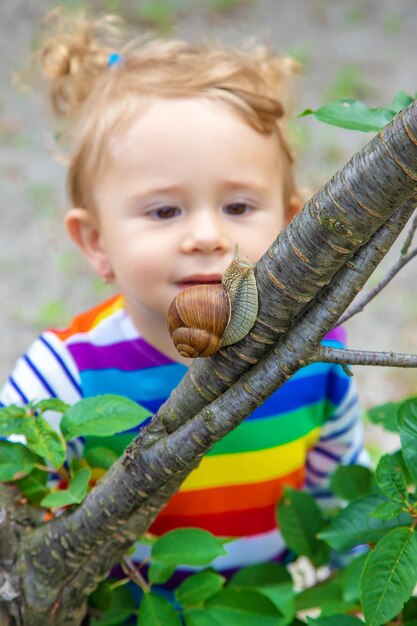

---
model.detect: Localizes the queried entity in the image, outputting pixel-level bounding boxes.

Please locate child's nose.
[181,211,230,254]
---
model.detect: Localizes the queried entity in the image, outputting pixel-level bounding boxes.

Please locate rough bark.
[316,346,417,368]
[1,102,417,625]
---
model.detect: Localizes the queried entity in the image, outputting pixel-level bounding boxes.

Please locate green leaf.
[90,582,136,624]
[183,609,219,626]
[60,395,151,440]
[339,552,368,603]
[403,596,417,625]
[375,453,408,503]
[147,562,176,586]
[295,578,343,614]
[319,493,412,551]
[90,608,133,626]
[371,500,405,520]
[70,467,92,497]
[231,562,291,587]
[89,580,114,612]
[0,405,27,419]
[361,526,417,626]
[151,529,227,566]
[176,571,225,608]
[0,408,66,469]
[21,417,66,469]
[40,491,76,509]
[367,400,401,432]
[0,412,26,437]
[277,488,329,567]
[33,398,69,414]
[398,397,417,483]
[392,449,414,484]
[85,447,118,470]
[137,592,182,626]
[83,433,136,458]
[15,467,49,505]
[69,456,85,476]
[299,99,396,132]
[110,582,136,610]
[330,465,373,501]
[0,441,36,480]
[307,617,364,625]
[299,554,366,615]
[204,588,284,626]
[230,563,294,621]
[40,467,91,508]
[390,90,415,113]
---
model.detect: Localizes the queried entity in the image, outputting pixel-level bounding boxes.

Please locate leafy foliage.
[2,395,417,624]
[360,527,417,625]
[277,488,329,567]
[299,90,416,132]
[60,394,151,439]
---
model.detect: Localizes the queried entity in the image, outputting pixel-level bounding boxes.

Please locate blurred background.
[0,0,416,446]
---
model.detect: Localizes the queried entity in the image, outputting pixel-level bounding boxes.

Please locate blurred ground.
[0,0,416,445]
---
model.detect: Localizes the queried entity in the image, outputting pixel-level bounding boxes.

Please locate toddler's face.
[76,98,292,335]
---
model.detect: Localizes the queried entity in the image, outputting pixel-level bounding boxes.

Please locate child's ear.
[285,194,302,224]
[65,208,115,282]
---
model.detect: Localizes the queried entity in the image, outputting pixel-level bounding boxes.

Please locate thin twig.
[401,212,417,255]
[338,245,417,326]
[110,577,130,589]
[34,463,70,480]
[341,363,354,377]
[315,345,417,368]
[121,555,150,593]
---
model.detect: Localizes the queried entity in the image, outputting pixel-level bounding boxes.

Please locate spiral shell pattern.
[167,284,230,357]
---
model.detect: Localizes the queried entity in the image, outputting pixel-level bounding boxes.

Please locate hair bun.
[40,42,72,79]
[36,9,123,117]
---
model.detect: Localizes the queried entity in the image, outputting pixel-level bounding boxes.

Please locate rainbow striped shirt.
[0,295,365,576]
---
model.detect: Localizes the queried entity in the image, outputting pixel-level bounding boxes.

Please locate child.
[1,10,365,583]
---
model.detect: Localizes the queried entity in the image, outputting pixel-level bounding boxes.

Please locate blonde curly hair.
[37,8,300,215]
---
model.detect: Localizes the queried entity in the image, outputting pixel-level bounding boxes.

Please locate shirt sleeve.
[304,366,369,511]
[0,332,84,463]
[0,331,82,411]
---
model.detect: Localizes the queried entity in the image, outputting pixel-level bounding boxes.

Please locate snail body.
[167,248,258,358]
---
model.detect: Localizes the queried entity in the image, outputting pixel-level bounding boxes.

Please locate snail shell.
[168,284,230,358]
[167,249,258,358]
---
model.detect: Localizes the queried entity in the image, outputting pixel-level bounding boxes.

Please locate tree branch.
[315,345,417,368]
[46,469,193,606]
[0,508,18,565]
[0,484,29,626]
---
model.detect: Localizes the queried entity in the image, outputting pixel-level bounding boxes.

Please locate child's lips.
[175,274,223,289]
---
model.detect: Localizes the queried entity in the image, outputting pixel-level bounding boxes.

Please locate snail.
[167,246,258,358]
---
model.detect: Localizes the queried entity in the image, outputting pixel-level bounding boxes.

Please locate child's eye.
[148,206,181,220]
[223,202,253,216]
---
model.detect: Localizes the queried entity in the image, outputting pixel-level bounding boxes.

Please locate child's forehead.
[104,99,278,177]
[81,94,293,211]
[105,95,278,157]
[92,97,286,207]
